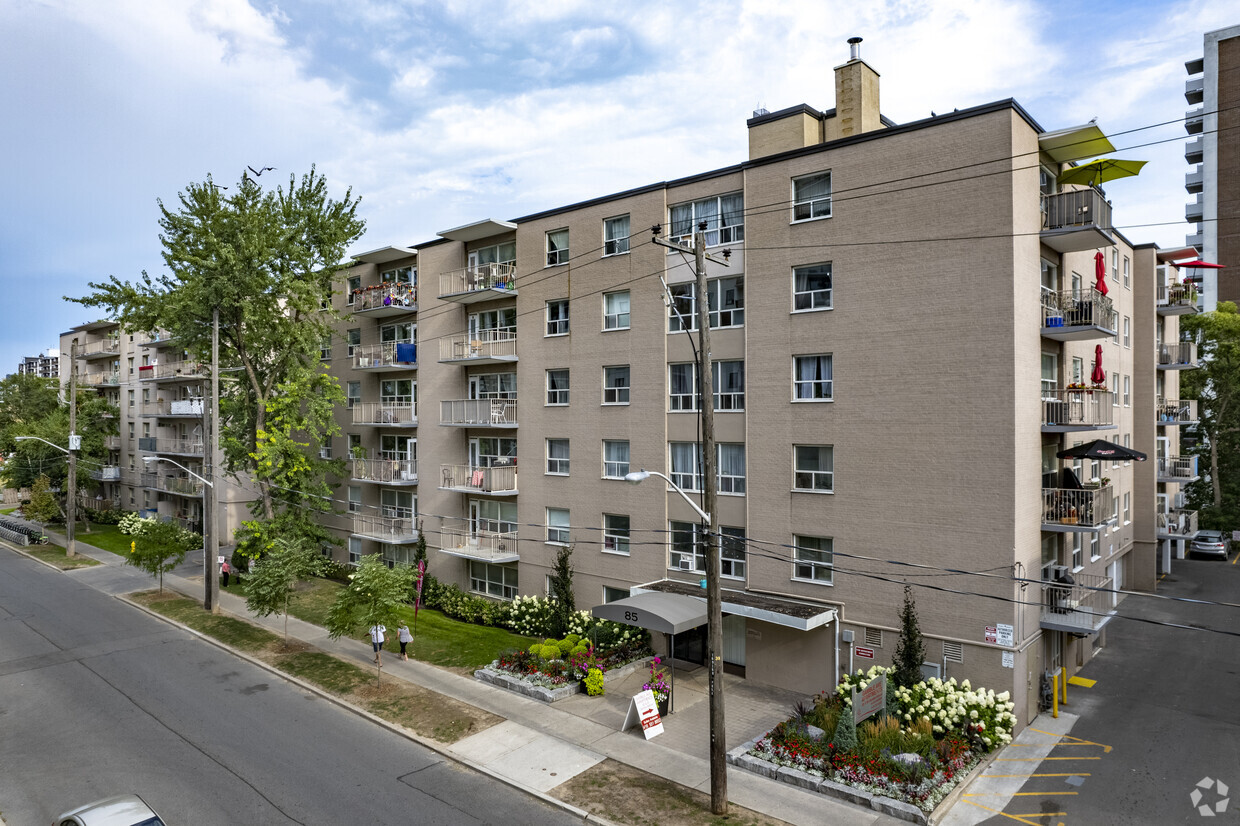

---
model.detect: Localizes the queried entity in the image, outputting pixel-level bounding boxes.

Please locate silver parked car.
[53,794,166,826]
[1191,530,1229,560]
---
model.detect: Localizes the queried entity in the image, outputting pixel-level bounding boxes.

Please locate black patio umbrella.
[1056,439,1147,462]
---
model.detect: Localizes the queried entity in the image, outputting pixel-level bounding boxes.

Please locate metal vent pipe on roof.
[848,36,862,60]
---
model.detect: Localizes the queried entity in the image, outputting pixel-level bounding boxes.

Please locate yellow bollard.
[1052,672,1059,718]
[1061,667,1068,706]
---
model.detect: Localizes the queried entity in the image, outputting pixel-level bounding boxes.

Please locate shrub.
[833,705,857,752]
[584,667,605,696]
[480,600,511,628]
[507,594,555,637]
[118,512,155,536]
[321,559,354,583]
[84,507,123,525]
[556,638,576,657]
[858,714,904,754]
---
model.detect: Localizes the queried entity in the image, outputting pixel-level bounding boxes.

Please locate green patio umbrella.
[1056,158,1147,188]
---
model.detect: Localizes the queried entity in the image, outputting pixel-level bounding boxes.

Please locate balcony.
[104,435,121,450]
[350,283,418,318]
[438,330,517,365]
[78,496,114,513]
[1185,137,1203,164]
[138,331,179,348]
[1040,572,1114,635]
[1185,76,1204,104]
[1157,341,1198,370]
[138,361,207,382]
[1157,509,1199,541]
[437,526,519,563]
[350,456,418,485]
[351,512,419,544]
[163,514,202,534]
[82,372,120,388]
[1157,455,1200,483]
[1156,283,1199,315]
[438,263,517,304]
[1041,389,1116,432]
[1186,194,1204,223]
[439,398,518,428]
[351,402,417,427]
[1185,106,1204,135]
[1041,485,1114,533]
[141,473,205,497]
[1186,231,1203,249]
[1157,397,1198,426]
[1040,189,1114,253]
[1040,289,1117,341]
[139,437,204,456]
[1185,166,1204,194]
[353,342,416,371]
[89,466,121,481]
[78,339,121,360]
[141,399,204,417]
[439,463,518,496]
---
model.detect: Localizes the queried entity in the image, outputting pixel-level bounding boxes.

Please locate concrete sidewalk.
[36,533,899,826]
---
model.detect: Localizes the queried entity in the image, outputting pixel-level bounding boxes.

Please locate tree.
[26,474,59,525]
[1181,301,1240,528]
[324,554,415,685]
[245,536,326,644]
[125,520,196,593]
[548,544,576,637]
[69,168,364,557]
[892,585,926,689]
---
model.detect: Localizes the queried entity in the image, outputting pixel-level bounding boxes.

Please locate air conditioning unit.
[678,558,693,570]
[1173,492,1188,509]
[1049,564,1070,580]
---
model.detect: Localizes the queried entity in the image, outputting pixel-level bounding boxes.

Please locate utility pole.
[206,307,221,614]
[66,340,78,558]
[652,222,731,815]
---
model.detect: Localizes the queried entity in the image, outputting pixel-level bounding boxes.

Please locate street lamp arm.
[14,436,69,454]
[143,456,213,487]
[624,469,711,523]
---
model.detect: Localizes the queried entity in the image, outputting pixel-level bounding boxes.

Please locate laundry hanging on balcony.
[395,343,416,363]
[1094,251,1109,296]
[1091,344,1106,385]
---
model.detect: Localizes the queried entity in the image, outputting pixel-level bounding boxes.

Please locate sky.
[1,0,1233,372]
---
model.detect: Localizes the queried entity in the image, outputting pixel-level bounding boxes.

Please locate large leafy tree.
[1181,301,1240,528]
[69,168,364,554]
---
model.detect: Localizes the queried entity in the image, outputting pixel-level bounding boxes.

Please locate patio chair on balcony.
[442,467,455,488]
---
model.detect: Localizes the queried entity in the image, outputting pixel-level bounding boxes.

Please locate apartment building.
[321,43,1196,728]
[1184,23,1240,310]
[57,322,254,538]
[17,349,59,378]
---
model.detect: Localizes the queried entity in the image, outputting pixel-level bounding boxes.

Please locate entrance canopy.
[591,592,707,635]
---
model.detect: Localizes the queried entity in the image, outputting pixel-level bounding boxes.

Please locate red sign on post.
[853,673,887,724]
[855,646,875,659]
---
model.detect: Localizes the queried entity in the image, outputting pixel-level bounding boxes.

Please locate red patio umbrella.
[1091,344,1106,385]
[1171,259,1226,283]
[1094,251,1109,296]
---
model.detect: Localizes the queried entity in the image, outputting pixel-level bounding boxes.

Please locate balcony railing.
[138,331,177,347]
[438,526,519,563]
[350,457,417,484]
[1157,341,1198,369]
[439,398,518,427]
[78,496,114,513]
[1156,284,1199,314]
[141,473,205,496]
[82,372,121,387]
[351,512,419,544]
[79,339,121,358]
[439,463,518,494]
[142,399,205,417]
[353,342,416,370]
[89,466,122,481]
[139,361,208,381]
[1042,485,1114,531]
[1157,456,1199,482]
[163,514,202,534]
[437,330,517,363]
[351,402,417,427]
[351,283,418,314]
[1040,189,1114,253]
[1041,389,1115,431]
[141,438,204,456]
[1040,572,1113,634]
[1157,509,1199,539]
[104,435,122,450]
[438,263,517,300]
[1040,289,1116,339]
[1157,397,1197,425]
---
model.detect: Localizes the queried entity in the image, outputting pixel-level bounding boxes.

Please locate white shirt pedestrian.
[369,624,386,663]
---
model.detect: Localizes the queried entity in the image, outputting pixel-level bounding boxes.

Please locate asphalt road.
[0,546,580,825]
[983,551,1240,824]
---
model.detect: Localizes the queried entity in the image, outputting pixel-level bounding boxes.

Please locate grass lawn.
[1,506,18,515]
[23,545,101,570]
[281,576,539,671]
[48,523,136,556]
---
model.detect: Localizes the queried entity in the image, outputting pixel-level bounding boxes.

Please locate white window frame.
[380,378,414,409]
[347,486,361,514]
[546,369,569,406]
[1123,316,1130,348]
[792,535,833,584]
[793,354,833,401]
[604,215,630,256]
[717,443,746,495]
[469,560,517,600]
[546,507,570,545]
[347,328,361,356]
[720,526,746,580]
[347,275,361,305]
[794,445,834,493]
[669,363,698,411]
[669,192,744,247]
[669,442,703,492]
[793,263,833,311]
[348,536,362,565]
[546,228,569,267]
[546,438,569,475]
[603,365,630,405]
[546,299,569,337]
[603,290,630,331]
[669,520,706,572]
[714,360,744,411]
[1123,375,1130,407]
[1123,255,1130,288]
[603,514,630,555]
[792,172,832,222]
[603,440,630,479]
[1123,492,1131,524]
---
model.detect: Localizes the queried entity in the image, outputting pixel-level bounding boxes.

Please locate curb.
[119,588,623,826]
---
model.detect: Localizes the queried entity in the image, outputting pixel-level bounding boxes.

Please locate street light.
[624,469,710,522]
[14,436,69,453]
[144,456,217,611]
[142,456,213,487]
[14,436,76,557]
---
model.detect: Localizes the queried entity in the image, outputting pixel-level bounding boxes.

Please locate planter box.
[475,655,653,704]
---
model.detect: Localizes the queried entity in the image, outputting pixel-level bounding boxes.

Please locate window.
[669,521,705,572]
[604,291,630,330]
[603,514,630,554]
[469,561,517,599]
[1110,498,1119,531]
[348,434,362,455]
[1123,375,1130,407]
[794,445,834,492]
[667,277,745,331]
[546,300,569,336]
[319,442,333,459]
[1089,531,1100,562]
[1071,533,1083,570]
[470,307,516,337]
[793,355,833,400]
[1123,316,1130,348]
[1041,352,1058,399]
[793,172,832,221]
[381,266,414,284]
[718,444,746,494]
[347,486,361,513]
[546,228,569,266]
[347,275,361,304]
[546,438,569,475]
[603,365,630,404]
[1123,256,1130,287]
[670,442,702,492]
[714,360,745,411]
[380,379,414,408]
[472,437,517,468]
[348,536,362,565]
[380,322,415,344]
[320,334,332,360]
[604,215,630,256]
[1111,249,1118,280]
[603,440,630,478]
[1072,357,1083,384]
[380,489,414,518]
[474,499,517,534]
[793,263,832,311]
[603,586,630,603]
[346,381,361,409]
[721,526,746,579]
[547,507,570,544]
[1112,372,1119,406]
[128,389,134,408]
[669,192,744,247]
[470,372,516,399]
[546,369,569,405]
[669,363,698,411]
[472,241,516,266]
[793,536,833,584]
[1124,492,1131,524]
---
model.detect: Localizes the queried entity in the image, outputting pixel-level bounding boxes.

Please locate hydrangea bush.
[118,512,156,536]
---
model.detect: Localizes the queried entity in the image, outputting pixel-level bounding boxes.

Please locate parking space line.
[964,792,1079,797]
[994,757,1101,761]
[960,798,1054,824]
[983,773,1091,778]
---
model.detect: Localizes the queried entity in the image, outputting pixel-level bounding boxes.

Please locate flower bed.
[477,633,654,704]
[731,666,1016,821]
[476,654,652,703]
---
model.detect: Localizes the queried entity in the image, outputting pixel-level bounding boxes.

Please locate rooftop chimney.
[848,36,863,61]
[830,37,882,139]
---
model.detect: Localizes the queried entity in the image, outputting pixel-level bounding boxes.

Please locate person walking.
[220,560,231,588]
[369,623,386,665]
[397,622,412,661]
